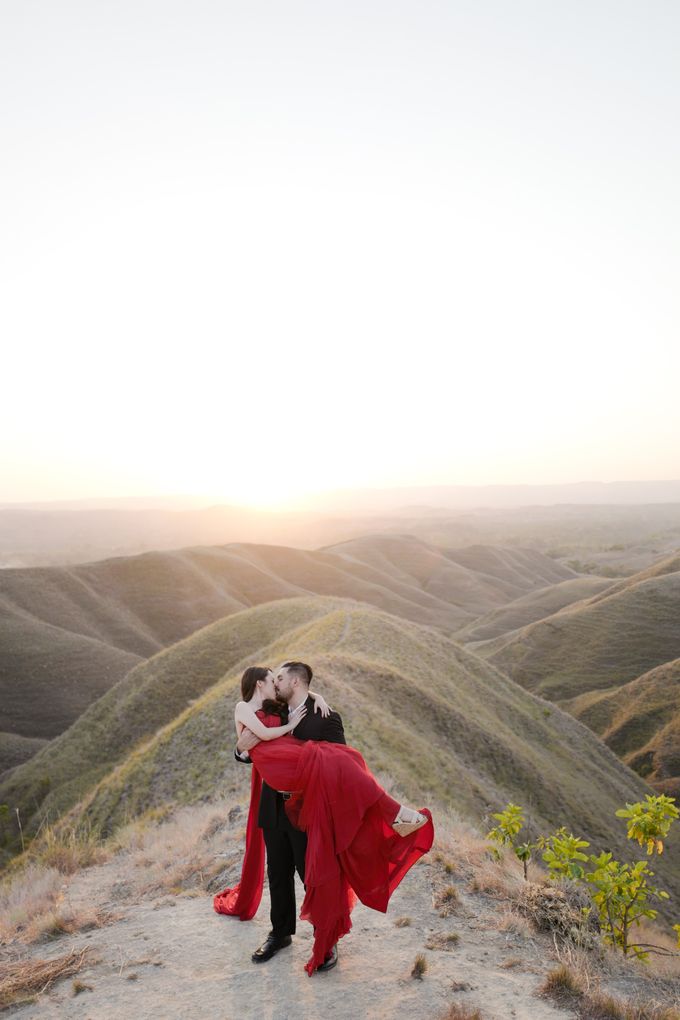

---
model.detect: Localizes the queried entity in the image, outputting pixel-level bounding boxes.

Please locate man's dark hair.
[282,660,313,685]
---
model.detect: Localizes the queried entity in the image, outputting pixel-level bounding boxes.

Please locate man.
[235,660,345,972]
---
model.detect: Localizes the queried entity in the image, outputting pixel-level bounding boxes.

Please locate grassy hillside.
[468,555,680,793]
[0,598,342,848]
[476,555,680,701]
[1,537,575,744]
[456,576,611,643]
[0,732,47,776]
[3,596,672,898]
[565,658,680,797]
[443,543,576,592]
[582,551,680,601]
[0,609,141,740]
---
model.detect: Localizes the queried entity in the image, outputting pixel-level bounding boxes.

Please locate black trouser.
[262,813,308,938]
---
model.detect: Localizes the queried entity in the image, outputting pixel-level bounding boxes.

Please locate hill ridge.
[2,537,578,745]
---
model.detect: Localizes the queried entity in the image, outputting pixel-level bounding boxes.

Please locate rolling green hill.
[443,543,576,593]
[0,609,142,740]
[3,596,673,902]
[0,537,575,744]
[475,555,680,701]
[0,732,47,776]
[325,536,576,619]
[564,658,680,797]
[466,555,680,793]
[456,576,611,643]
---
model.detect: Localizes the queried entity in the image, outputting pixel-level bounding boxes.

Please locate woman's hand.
[311,692,331,717]
[288,703,308,730]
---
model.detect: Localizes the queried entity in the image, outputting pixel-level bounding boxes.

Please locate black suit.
[235,695,346,938]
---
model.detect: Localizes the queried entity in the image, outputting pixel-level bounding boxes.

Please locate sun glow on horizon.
[1,2,679,504]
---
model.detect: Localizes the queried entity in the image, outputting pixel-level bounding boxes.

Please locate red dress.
[214,711,434,974]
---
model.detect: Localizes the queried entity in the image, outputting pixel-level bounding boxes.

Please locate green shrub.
[539,827,590,881]
[615,794,679,855]
[586,853,669,959]
[488,794,680,960]
[487,803,535,880]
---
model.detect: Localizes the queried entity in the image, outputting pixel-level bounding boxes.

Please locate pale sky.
[1,1,678,508]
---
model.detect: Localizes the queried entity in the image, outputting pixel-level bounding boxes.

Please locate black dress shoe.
[315,943,338,972]
[251,934,292,964]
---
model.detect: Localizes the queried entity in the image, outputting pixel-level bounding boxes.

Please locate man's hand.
[237,727,261,754]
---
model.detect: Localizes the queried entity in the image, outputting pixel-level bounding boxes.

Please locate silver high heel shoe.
[391,805,427,837]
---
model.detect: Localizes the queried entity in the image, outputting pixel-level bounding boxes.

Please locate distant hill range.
[2,486,680,569]
[5,595,677,910]
[303,479,680,512]
[0,536,575,744]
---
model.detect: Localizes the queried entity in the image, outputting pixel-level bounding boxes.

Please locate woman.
[214,666,434,975]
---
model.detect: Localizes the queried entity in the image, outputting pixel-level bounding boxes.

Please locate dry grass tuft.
[437,821,491,873]
[72,979,93,995]
[25,906,116,944]
[440,1003,484,1019]
[0,947,93,1009]
[394,916,412,928]
[540,963,585,1005]
[494,906,535,937]
[434,885,460,917]
[115,803,231,898]
[34,824,109,875]
[577,995,680,1020]
[433,851,456,875]
[467,855,522,899]
[500,957,524,969]
[0,855,119,946]
[426,932,460,951]
[540,962,680,1020]
[0,864,64,943]
[411,953,428,979]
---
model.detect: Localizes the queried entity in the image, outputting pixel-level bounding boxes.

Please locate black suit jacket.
[235,695,346,829]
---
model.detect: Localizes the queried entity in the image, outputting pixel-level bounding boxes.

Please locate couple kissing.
[213,660,434,976]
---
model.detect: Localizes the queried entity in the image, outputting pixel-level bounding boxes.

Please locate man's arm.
[234,726,261,763]
[320,710,346,745]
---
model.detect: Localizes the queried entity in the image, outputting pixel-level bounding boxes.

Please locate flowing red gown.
[214,711,434,974]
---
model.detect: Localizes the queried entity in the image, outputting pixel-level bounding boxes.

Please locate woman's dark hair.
[262,697,288,720]
[240,665,288,720]
[240,666,270,702]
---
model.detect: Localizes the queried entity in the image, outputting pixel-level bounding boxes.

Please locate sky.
[1,1,679,509]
